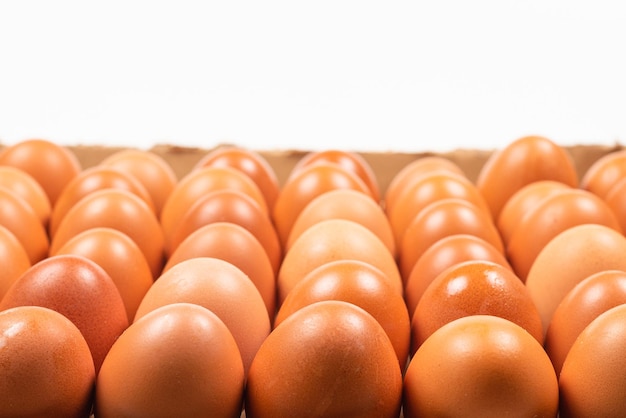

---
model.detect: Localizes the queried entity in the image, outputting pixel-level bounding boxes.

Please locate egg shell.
[403,315,558,418]
[278,218,402,306]
[245,300,402,418]
[604,176,626,234]
[525,223,626,334]
[559,303,626,417]
[0,254,129,374]
[545,269,626,375]
[0,165,51,227]
[134,257,271,376]
[0,224,31,300]
[476,135,579,219]
[95,303,244,418]
[0,306,95,418]
[580,148,626,199]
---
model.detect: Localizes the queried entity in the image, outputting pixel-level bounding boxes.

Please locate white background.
[1,1,625,153]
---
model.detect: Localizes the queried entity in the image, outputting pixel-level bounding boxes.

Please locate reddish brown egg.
[399,198,504,282]
[404,315,558,418]
[0,305,95,418]
[52,227,154,322]
[0,138,82,206]
[134,257,271,376]
[99,148,178,216]
[286,189,396,258]
[580,148,626,199]
[273,163,372,248]
[192,145,280,212]
[604,176,626,233]
[160,166,267,245]
[545,270,626,375]
[411,260,543,353]
[476,135,579,219]
[559,303,626,417]
[278,219,402,306]
[245,300,402,418]
[164,222,276,318]
[0,254,129,374]
[0,225,31,300]
[404,234,512,319]
[50,166,156,237]
[0,185,49,264]
[526,224,626,335]
[274,259,410,370]
[166,189,282,274]
[50,188,165,279]
[95,303,244,418]
[506,188,621,281]
[0,165,51,227]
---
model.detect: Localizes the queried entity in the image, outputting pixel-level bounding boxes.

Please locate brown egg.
[245,300,402,418]
[50,188,165,279]
[0,254,129,374]
[273,162,372,248]
[559,303,626,417]
[52,227,154,322]
[476,135,579,219]
[507,188,621,281]
[286,189,396,258]
[164,222,276,318]
[388,172,491,248]
[288,149,381,202]
[50,166,156,237]
[95,303,244,418]
[411,260,543,353]
[497,180,572,246]
[403,315,558,418]
[99,148,178,216]
[167,189,282,274]
[399,198,504,282]
[0,306,95,418]
[0,166,51,227]
[160,166,267,245]
[580,148,626,199]
[134,257,271,376]
[274,259,410,370]
[192,145,280,212]
[384,155,466,215]
[0,138,82,206]
[0,225,31,300]
[526,223,626,335]
[278,219,402,306]
[404,234,513,319]
[0,185,49,264]
[545,270,626,375]
[604,176,626,233]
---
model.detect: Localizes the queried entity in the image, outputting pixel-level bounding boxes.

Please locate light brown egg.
[286,189,396,258]
[404,234,512,319]
[411,260,543,354]
[95,303,244,418]
[192,145,280,212]
[604,176,626,233]
[476,135,579,220]
[245,300,402,418]
[273,163,371,248]
[274,259,410,370]
[0,166,51,227]
[545,270,626,375]
[506,188,621,281]
[399,198,504,283]
[50,188,165,279]
[164,222,276,318]
[52,227,154,322]
[99,148,178,217]
[0,225,31,301]
[403,315,558,418]
[559,303,626,417]
[0,306,95,418]
[580,148,626,199]
[278,219,402,306]
[0,138,82,206]
[134,257,271,376]
[526,223,626,335]
[50,166,155,237]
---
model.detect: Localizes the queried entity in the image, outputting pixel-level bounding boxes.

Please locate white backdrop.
[1,1,625,153]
